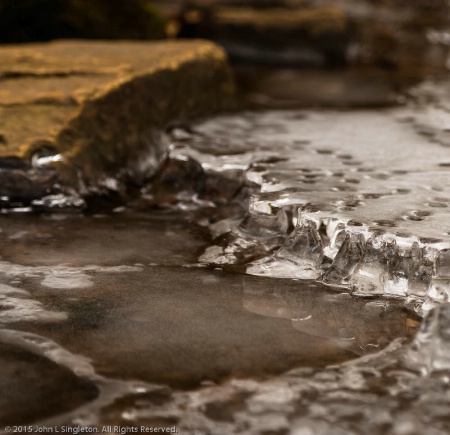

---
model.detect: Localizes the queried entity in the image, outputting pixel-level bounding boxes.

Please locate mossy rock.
[0,0,166,43]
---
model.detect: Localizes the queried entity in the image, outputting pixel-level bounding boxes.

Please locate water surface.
[0,210,418,428]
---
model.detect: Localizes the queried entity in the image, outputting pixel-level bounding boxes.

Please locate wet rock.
[181,1,351,67]
[0,40,235,193]
[146,155,206,206]
[181,0,449,73]
[179,0,449,108]
[343,0,450,72]
[406,305,450,373]
[0,0,166,42]
[235,68,419,109]
[0,342,98,426]
[0,168,55,204]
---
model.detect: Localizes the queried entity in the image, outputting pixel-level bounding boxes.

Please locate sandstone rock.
[0,40,235,190]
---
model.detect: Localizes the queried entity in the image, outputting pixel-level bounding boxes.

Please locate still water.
[0,211,418,427]
[3,77,450,432]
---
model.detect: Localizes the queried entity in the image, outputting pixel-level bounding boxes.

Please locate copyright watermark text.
[3,426,178,434]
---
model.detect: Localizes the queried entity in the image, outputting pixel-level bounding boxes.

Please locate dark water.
[0,344,98,426]
[0,211,419,430]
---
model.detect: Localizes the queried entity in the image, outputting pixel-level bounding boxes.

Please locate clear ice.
[3,79,450,433]
[169,79,450,318]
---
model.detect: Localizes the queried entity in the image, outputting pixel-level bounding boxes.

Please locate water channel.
[2,74,450,433]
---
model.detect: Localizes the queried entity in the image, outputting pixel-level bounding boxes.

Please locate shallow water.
[2,78,450,433]
[0,211,419,428]
[0,343,98,426]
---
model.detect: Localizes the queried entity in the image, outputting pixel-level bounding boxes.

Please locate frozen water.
[0,283,67,323]
[168,79,450,312]
[0,210,422,434]
[248,213,323,279]
[3,77,450,432]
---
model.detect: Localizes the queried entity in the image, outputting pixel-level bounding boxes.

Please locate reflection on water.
[4,264,359,390]
[0,211,420,429]
[243,279,420,355]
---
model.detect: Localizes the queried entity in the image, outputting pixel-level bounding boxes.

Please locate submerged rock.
[0,40,235,196]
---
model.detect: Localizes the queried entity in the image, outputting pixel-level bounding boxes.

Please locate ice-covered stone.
[185,89,450,307]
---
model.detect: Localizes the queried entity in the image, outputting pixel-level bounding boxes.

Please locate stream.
[1,76,450,434]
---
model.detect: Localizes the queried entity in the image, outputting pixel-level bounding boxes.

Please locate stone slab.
[0,40,235,187]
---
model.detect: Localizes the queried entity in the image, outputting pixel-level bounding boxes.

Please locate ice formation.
[2,79,450,434]
[167,80,450,315]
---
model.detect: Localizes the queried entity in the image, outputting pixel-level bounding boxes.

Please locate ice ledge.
[201,203,450,314]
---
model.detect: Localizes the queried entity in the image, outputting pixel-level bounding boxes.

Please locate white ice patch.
[0,283,67,323]
[0,261,143,290]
